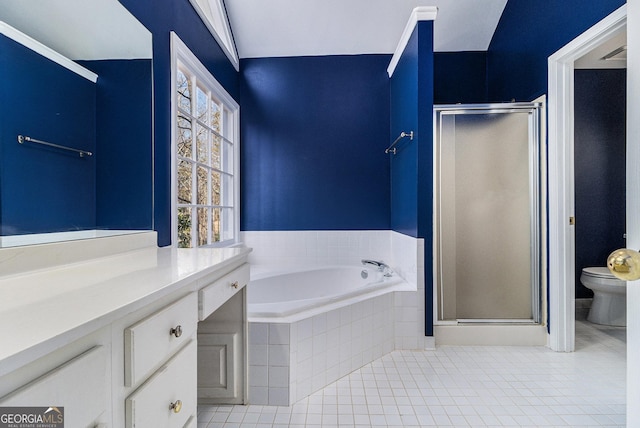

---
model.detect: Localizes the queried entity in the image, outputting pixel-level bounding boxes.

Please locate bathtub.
[246,264,415,406]
[248,265,412,322]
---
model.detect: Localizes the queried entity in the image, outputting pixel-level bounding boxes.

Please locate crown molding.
[387,6,438,77]
[0,21,97,82]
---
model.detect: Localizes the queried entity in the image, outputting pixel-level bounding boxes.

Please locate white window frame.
[170,31,240,248]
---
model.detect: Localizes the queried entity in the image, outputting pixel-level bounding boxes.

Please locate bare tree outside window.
[175,65,235,248]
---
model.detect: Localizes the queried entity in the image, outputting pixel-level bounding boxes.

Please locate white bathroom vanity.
[0,231,250,427]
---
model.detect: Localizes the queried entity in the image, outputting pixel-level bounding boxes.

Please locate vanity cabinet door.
[0,346,109,427]
[198,289,246,405]
[125,293,198,387]
[125,340,197,428]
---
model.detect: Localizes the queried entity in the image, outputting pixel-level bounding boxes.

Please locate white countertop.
[0,240,251,377]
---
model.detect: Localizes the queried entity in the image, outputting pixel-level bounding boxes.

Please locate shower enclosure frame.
[433,102,543,325]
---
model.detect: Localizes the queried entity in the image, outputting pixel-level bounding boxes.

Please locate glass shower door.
[435,104,541,323]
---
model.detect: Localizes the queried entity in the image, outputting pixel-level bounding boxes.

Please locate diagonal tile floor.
[198,320,626,427]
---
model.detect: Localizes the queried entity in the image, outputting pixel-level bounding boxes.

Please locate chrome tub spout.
[361,259,393,277]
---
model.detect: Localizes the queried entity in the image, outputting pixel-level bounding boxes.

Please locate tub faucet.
[361,259,393,277]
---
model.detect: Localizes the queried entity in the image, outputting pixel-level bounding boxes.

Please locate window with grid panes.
[173,35,239,248]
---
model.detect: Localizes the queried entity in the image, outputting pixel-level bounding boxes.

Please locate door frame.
[547,5,627,352]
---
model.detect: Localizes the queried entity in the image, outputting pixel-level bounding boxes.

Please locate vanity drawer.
[125,340,196,428]
[125,293,197,387]
[199,263,250,320]
[0,346,109,427]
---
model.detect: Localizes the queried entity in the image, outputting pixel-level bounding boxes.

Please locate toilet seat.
[582,267,617,279]
[581,267,625,293]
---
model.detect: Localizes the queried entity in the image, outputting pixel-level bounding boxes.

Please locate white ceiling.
[0,0,151,60]
[575,27,626,69]
[225,0,509,59]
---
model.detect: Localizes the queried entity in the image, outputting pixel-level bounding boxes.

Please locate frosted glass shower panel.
[436,105,541,322]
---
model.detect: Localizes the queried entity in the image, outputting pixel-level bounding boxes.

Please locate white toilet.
[580,267,626,326]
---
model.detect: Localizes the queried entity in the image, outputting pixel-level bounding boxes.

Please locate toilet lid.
[582,267,616,278]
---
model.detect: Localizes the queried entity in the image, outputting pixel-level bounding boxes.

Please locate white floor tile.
[200,320,625,427]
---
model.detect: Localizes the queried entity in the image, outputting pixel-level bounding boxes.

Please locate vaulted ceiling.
[0,0,151,60]
[225,0,509,59]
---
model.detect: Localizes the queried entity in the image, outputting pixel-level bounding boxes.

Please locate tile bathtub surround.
[201,320,625,427]
[240,230,389,267]
[240,231,420,285]
[248,293,395,406]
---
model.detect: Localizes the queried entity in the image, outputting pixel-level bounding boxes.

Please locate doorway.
[547,5,627,352]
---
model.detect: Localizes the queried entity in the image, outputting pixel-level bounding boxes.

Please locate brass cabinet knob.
[170,325,183,338]
[231,281,239,289]
[170,400,182,413]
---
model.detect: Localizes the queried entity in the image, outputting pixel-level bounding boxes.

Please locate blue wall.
[415,23,434,243]
[390,31,419,237]
[0,35,96,235]
[389,21,434,334]
[389,22,434,238]
[119,0,239,246]
[434,52,488,104]
[574,69,626,298]
[487,0,625,101]
[81,59,154,231]
[240,55,391,231]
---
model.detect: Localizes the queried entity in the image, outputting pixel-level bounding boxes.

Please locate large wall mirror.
[0,0,153,247]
